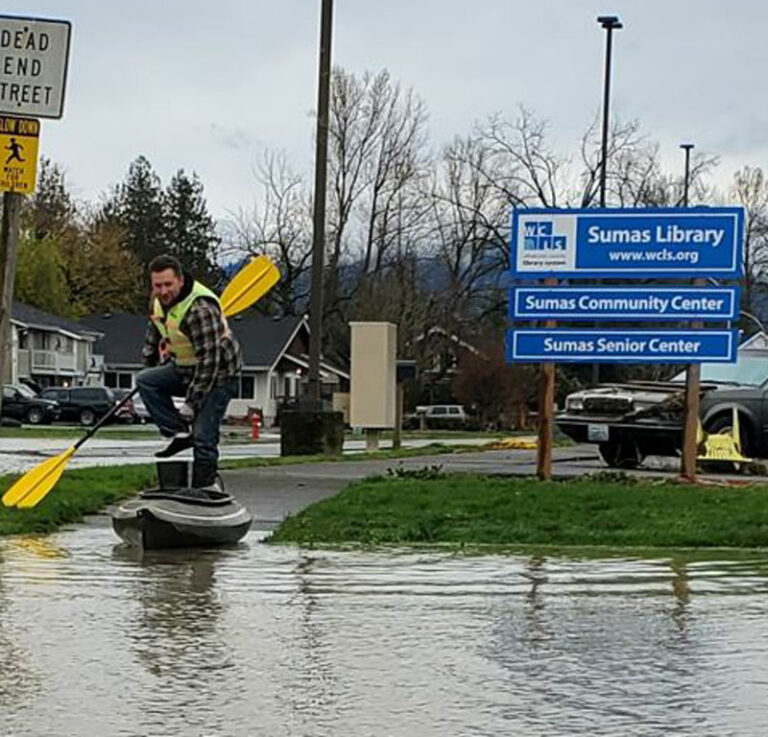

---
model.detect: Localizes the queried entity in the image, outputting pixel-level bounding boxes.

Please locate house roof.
[79,311,307,369]
[12,301,98,340]
[79,313,150,366]
[739,331,768,351]
[230,312,305,368]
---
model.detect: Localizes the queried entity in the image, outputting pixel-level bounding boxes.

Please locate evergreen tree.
[164,169,221,284]
[21,157,77,240]
[100,156,166,266]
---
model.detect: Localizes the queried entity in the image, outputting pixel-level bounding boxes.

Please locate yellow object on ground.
[487,436,538,450]
[696,407,751,469]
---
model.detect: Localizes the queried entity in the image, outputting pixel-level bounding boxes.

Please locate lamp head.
[597,15,623,29]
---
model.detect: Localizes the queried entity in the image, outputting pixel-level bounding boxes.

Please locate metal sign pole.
[0,192,22,389]
[680,143,699,480]
[536,277,557,481]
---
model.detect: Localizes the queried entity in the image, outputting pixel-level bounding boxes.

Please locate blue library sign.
[510,207,743,278]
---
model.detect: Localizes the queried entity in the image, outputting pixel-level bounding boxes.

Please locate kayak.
[111,487,253,549]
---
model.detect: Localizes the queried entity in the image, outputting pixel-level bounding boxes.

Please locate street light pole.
[597,15,622,208]
[680,142,699,481]
[681,143,693,207]
[307,0,334,403]
[593,15,622,386]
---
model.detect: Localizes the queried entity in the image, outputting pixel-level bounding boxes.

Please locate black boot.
[155,432,194,459]
[192,460,219,489]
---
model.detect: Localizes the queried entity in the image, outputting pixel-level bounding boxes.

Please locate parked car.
[556,354,768,467]
[39,386,120,427]
[2,384,60,425]
[132,392,185,424]
[111,388,140,424]
[406,404,469,430]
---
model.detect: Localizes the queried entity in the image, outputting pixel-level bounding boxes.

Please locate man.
[136,254,241,488]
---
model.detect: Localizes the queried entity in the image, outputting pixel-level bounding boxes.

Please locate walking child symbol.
[5,138,24,165]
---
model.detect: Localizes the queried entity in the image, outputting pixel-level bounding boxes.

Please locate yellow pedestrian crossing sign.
[0,116,39,194]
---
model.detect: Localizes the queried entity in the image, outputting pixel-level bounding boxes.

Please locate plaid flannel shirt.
[142,297,242,410]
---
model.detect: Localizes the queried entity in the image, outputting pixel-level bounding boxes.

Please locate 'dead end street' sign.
[0,15,71,119]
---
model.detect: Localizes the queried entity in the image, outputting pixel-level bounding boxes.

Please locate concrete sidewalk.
[0,434,492,474]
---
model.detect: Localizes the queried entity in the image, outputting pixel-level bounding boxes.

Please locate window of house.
[270,376,278,399]
[105,372,133,389]
[284,376,292,398]
[240,375,254,399]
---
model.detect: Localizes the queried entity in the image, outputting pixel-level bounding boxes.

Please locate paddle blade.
[2,446,77,509]
[221,255,280,317]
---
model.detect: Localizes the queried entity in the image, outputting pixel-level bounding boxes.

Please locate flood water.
[2,523,768,737]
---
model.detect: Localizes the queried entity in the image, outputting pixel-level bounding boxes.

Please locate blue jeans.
[136,363,238,464]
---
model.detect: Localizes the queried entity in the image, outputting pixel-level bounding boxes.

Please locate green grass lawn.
[270,473,768,549]
[0,426,162,440]
[0,443,484,537]
[0,463,157,536]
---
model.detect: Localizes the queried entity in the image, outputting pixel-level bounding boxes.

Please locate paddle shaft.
[74,387,140,450]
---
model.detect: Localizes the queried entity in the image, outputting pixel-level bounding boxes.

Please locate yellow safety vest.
[151,281,227,367]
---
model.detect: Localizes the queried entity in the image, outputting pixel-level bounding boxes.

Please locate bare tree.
[426,135,510,335]
[732,166,768,319]
[325,68,430,316]
[227,151,313,315]
[475,107,565,208]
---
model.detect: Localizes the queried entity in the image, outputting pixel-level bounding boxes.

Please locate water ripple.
[2,528,768,736]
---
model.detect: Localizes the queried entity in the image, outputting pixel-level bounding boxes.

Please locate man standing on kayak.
[136,254,242,488]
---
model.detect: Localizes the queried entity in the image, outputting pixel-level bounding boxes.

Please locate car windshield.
[17,384,36,398]
[671,355,768,386]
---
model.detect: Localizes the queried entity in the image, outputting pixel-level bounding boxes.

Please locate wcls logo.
[523,221,567,251]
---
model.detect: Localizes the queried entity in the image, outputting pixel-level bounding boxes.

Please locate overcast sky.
[4,1,768,221]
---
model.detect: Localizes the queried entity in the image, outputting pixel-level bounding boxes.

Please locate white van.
[415,405,468,428]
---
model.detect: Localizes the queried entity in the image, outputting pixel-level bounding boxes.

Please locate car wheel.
[26,407,44,425]
[598,438,643,469]
[79,408,96,427]
[704,414,752,456]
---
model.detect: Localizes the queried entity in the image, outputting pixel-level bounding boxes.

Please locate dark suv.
[2,384,60,425]
[39,386,119,426]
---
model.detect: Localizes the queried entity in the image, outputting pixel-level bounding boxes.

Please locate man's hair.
[148,254,183,277]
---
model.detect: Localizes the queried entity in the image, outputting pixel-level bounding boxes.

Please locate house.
[79,312,349,425]
[5,301,101,388]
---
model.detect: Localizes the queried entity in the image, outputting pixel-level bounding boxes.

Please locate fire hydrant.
[251,412,261,442]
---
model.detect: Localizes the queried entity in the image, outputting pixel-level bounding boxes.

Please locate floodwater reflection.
[3,528,768,736]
